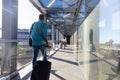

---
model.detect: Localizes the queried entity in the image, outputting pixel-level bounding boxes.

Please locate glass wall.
[0,0,62,78]
[0,0,1,38]
[71,0,120,80]
[98,0,120,79]
[0,3,1,68]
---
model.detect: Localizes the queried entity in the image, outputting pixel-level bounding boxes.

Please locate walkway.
[1,45,120,80]
[49,46,84,80]
[15,45,84,80]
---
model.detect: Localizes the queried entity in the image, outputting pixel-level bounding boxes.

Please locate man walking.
[30,14,50,67]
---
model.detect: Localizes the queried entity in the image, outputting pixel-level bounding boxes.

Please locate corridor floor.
[15,45,120,80]
[49,46,84,80]
[19,45,85,80]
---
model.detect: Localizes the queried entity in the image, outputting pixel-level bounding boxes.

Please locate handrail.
[0,39,24,43]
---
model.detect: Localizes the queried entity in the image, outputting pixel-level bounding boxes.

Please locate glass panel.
[0,0,2,38]
[71,0,120,80]
[39,0,53,7]
[99,0,120,79]
[50,13,67,18]
[50,13,74,20]
[0,40,34,75]
[16,40,34,70]
[39,0,78,8]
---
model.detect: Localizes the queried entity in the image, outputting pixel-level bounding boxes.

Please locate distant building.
[17,29,30,51]
[17,29,29,40]
[17,27,52,51]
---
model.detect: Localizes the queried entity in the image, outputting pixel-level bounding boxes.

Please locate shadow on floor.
[59,50,73,54]
[51,70,66,80]
[51,56,78,66]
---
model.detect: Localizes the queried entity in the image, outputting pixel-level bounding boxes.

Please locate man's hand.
[45,39,51,48]
[46,44,51,48]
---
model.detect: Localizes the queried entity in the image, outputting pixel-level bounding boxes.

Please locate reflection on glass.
[99,0,120,79]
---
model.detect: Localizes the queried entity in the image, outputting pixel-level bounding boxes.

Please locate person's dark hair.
[39,14,44,20]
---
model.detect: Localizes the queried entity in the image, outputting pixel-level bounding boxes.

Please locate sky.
[99,0,120,44]
[18,0,40,29]
[0,0,40,29]
[0,0,40,38]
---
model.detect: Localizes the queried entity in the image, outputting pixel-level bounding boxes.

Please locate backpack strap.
[30,22,36,35]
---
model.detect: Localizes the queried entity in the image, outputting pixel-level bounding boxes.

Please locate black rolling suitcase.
[31,61,51,80]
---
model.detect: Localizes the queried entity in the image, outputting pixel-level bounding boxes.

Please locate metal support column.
[1,0,18,76]
[56,29,59,48]
[52,25,55,49]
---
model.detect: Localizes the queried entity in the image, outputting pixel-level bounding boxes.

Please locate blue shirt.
[30,21,48,46]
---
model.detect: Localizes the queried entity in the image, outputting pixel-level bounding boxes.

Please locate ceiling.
[29,0,100,36]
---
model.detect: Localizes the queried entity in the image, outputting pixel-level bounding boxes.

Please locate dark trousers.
[32,45,47,66]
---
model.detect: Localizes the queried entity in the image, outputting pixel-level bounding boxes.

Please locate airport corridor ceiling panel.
[29,0,100,36]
